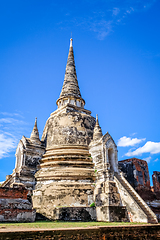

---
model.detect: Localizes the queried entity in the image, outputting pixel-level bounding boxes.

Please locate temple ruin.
[1,39,158,223]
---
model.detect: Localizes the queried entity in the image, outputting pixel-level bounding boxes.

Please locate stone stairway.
[114,172,158,224]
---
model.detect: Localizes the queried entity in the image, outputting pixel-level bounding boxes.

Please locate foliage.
[90,202,95,207]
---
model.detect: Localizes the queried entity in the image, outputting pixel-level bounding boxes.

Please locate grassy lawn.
[0,221,150,230]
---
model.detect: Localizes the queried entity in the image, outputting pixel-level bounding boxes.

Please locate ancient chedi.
[2,39,158,223]
[32,38,96,220]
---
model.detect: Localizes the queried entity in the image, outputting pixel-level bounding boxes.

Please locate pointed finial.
[56,37,85,108]
[70,37,73,47]
[96,114,98,121]
[93,114,103,140]
[35,117,37,125]
[30,117,40,143]
[96,114,100,126]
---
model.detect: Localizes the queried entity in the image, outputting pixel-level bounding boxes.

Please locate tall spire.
[93,114,103,140]
[56,38,85,108]
[30,118,40,143]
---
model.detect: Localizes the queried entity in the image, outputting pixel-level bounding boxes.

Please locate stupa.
[32,38,96,220]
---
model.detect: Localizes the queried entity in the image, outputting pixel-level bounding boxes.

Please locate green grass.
[0,221,150,230]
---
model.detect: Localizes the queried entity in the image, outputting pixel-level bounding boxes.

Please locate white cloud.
[89,19,113,40]
[125,141,160,157]
[143,156,152,163]
[87,0,156,39]
[95,1,156,39]
[117,136,146,147]
[0,113,28,160]
[57,0,157,40]
[0,112,23,117]
[113,8,120,16]
[0,118,25,125]
[126,7,134,14]
[153,158,159,162]
[130,132,137,136]
[0,133,16,159]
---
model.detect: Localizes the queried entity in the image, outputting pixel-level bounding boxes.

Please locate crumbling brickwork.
[118,158,150,191]
[152,171,160,192]
[0,187,35,222]
[0,187,28,199]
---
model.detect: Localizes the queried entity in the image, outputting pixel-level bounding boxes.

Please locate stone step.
[115,173,158,224]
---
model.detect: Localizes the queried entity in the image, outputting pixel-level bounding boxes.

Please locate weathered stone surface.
[146,200,160,222]
[93,115,103,141]
[56,38,85,109]
[114,173,148,223]
[53,207,96,221]
[33,120,96,218]
[109,206,128,222]
[89,131,119,182]
[59,39,82,99]
[33,182,95,217]
[41,106,95,147]
[96,206,128,222]
[89,129,157,223]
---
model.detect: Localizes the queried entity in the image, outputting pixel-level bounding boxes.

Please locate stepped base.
[32,182,95,220]
[35,206,128,222]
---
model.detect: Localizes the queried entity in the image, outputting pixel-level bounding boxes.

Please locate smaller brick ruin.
[119,158,160,222]
[152,171,160,192]
[0,185,35,222]
[118,158,150,191]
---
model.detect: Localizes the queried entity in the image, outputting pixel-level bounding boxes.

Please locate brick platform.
[0,225,160,240]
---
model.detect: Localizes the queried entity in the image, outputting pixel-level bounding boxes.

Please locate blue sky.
[0,0,160,184]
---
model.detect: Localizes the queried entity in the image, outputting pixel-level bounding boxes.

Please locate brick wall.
[152,171,160,192]
[0,187,35,222]
[118,158,150,191]
[0,225,160,240]
[0,187,28,199]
